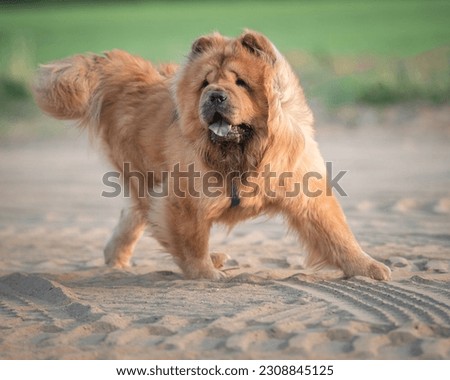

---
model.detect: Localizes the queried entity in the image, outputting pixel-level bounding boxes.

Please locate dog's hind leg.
[104,205,147,268]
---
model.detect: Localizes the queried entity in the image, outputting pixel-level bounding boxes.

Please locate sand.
[0,105,449,359]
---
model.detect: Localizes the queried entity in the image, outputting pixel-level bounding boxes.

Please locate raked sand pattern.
[0,105,449,359]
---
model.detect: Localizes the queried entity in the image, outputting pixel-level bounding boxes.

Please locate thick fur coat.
[33,31,390,280]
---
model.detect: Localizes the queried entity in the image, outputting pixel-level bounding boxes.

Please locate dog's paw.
[104,256,130,269]
[210,252,231,269]
[104,244,131,269]
[210,269,228,280]
[366,260,391,281]
[182,260,227,280]
[185,268,227,280]
[344,257,391,281]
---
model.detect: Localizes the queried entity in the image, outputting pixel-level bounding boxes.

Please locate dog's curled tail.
[32,54,104,126]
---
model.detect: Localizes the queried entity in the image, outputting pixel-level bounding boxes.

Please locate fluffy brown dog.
[33,30,391,280]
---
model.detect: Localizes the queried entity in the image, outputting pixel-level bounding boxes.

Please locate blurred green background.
[1,0,449,138]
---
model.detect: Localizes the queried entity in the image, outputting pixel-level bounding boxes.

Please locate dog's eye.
[235,78,248,88]
[200,79,209,89]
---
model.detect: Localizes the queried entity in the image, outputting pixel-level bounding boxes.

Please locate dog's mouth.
[208,113,252,144]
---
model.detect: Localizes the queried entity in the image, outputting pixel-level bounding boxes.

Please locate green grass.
[289,46,450,106]
[0,0,449,114]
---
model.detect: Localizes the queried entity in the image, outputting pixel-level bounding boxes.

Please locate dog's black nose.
[209,91,227,104]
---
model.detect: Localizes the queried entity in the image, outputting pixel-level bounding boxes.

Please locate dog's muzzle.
[201,90,252,144]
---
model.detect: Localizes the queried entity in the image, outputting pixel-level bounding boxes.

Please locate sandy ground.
[0,105,449,359]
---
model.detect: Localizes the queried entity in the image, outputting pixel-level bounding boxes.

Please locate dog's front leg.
[285,190,391,281]
[149,196,225,279]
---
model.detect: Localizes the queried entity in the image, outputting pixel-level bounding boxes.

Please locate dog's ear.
[191,33,224,57]
[191,36,213,55]
[239,30,277,64]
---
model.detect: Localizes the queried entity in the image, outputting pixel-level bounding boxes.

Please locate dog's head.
[175,30,311,173]
[195,32,277,147]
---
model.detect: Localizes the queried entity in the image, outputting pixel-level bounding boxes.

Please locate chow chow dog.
[33,30,391,280]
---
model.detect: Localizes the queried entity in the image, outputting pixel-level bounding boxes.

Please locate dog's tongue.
[209,120,232,137]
